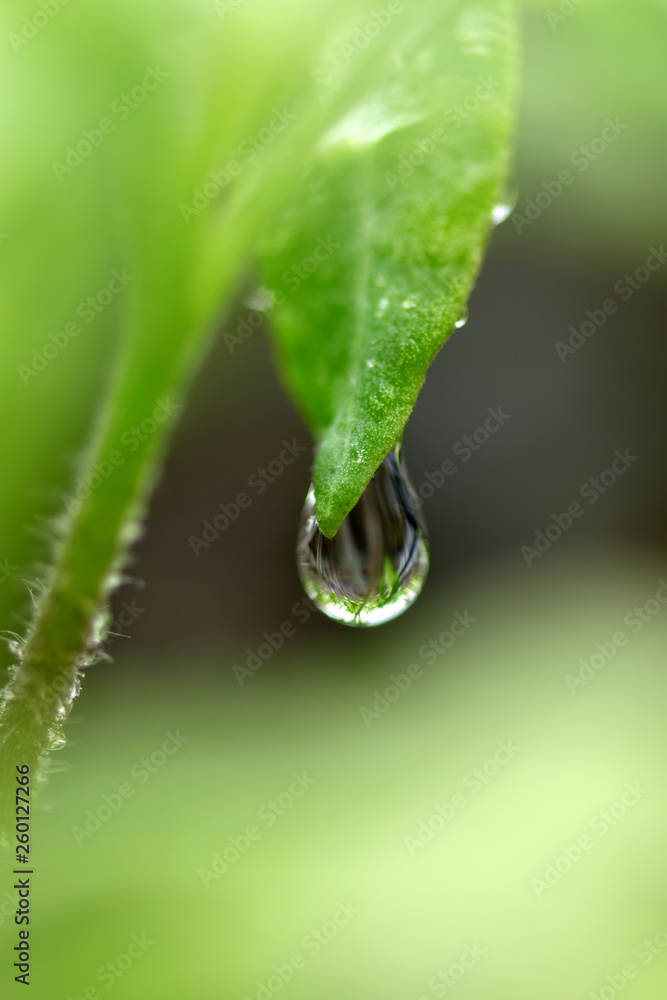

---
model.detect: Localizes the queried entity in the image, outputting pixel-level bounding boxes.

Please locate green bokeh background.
[2,0,667,997]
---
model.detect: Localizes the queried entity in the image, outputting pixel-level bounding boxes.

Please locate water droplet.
[491,202,512,226]
[454,307,469,329]
[375,297,389,318]
[296,446,428,627]
[47,725,67,751]
[401,294,418,310]
[491,180,518,225]
[491,202,511,225]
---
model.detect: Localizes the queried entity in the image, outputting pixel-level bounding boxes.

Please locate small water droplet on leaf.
[47,725,67,751]
[491,182,517,225]
[455,307,469,329]
[491,202,512,225]
[296,446,428,626]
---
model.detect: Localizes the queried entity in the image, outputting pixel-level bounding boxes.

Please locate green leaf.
[0,0,406,830]
[258,0,518,536]
[0,0,518,831]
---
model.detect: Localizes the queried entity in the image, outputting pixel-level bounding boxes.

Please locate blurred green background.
[2,0,667,997]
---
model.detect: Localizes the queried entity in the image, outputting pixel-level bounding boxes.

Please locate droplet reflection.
[491,180,518,225]
[454,307,469,329]
[491,202,513,225]
[297,446,428,626]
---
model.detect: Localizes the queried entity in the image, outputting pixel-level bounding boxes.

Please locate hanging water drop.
[296,445,428,626]
[491,202,512,225]
[491,181,518,225]
[454,307,468,329]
